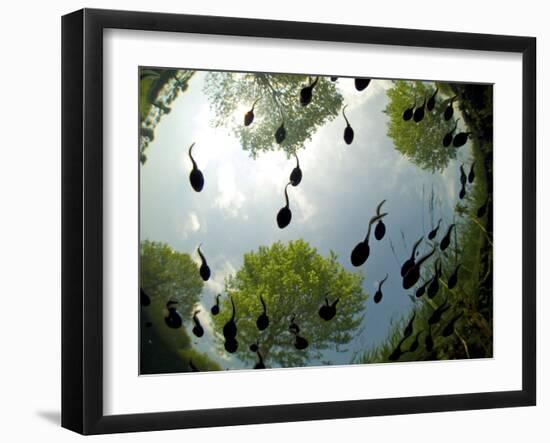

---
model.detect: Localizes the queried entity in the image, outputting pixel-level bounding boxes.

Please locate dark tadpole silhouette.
[294,334,309,350]
[319,295,339,321]
[330,76,338,82]
[388,336,408,361]
[444,96,457,121]
[413,96,427,123]
[211,294,221,316]
[289,315,308,350]
[427,259,442,299]
[428,219,442,241]
[140,288,151,307]
[468,162,476,183]
[244,97,261,126]
[276,182,293,229]
[388,344,403,361]
[460,164,467,186]
[459,182,466,200]
[225,338,238,354]
[223,296,237,340]
[192,310,204,338]
[254,350,266,369]
[374,274,389,304]
[289,151,302,186]
[351,240,370,267]
[477,195,490,218]
[415,280,429,298]
[342,105,354,145]
[440,224,455,251]
[374,220,386,241]
[189,360,200,372]
[351,212,388,267]
[188,142,204,192]
[374,199,387,241]
[426,87,438,111]
[223,297,238,353]
[442,312,464,337]
[447,264,462,289]
[164,301,182,329]
[145,321,153,328]
[459,164,467,198]
[403,311,416,339]
[256,295,270,331]
[425,325,434,352]
[300,76,319,106]
[408,330,423,353]
[289,315,300,335]
[443,119,460,147]
[354,78,371,91]
[428,298,451,326]
[452,131,472,148]
[275,121,286,144]
[249,341,259,353]
[401,236,424,277]
[197,244,211,281]
[402,246,436,289]
[402,99,416,121]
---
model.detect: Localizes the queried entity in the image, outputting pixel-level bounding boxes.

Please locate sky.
[140,71,474,369]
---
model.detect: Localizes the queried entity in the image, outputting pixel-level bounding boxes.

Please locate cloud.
[205,260,237,295]
[335,79,392,108]
[142,73,470,358]
[214,164,246,218]
[180,211,201,239]
[292,187,318,223]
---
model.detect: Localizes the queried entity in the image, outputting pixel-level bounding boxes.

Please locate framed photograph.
[62,8,536,435]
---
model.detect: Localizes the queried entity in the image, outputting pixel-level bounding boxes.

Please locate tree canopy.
[203,72,343,158]
[139,69,194,163]
[140,240,203,315]
[212,240,368,368]
[384,81,457,172]
[140,240,221,373]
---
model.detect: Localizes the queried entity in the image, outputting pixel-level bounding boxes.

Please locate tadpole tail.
[188,142,197,168]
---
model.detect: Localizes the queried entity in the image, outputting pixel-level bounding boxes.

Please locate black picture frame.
[62,8,536,435]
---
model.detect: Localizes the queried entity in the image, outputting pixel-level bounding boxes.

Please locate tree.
[139,69,195,163]
[140,240,221,373]
[384,81,457,172]
[140,240,203,315]
[212,240,368,368]
[203,72,343,158]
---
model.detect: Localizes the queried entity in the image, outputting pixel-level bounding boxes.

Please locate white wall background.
[0,0,545,441]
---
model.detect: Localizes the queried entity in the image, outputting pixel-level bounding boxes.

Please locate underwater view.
[139,68,493,374]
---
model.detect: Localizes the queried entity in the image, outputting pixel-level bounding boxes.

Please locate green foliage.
[139,68,194,163]
[178,348,222,372]
[357,316,409,364]
[203,73,343,158]
[356,141,493,363]
[384,81,456,172]
[212,240,368,368]
[359,84,494,365]
[140,240,203,316]
[140,240,221,373]
[139,76,157,122]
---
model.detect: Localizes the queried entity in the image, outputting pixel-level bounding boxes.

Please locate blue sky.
[140,71,473,369]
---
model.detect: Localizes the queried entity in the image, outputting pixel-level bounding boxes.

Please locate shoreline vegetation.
[358,83,493,364]
[139,70,493,372]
